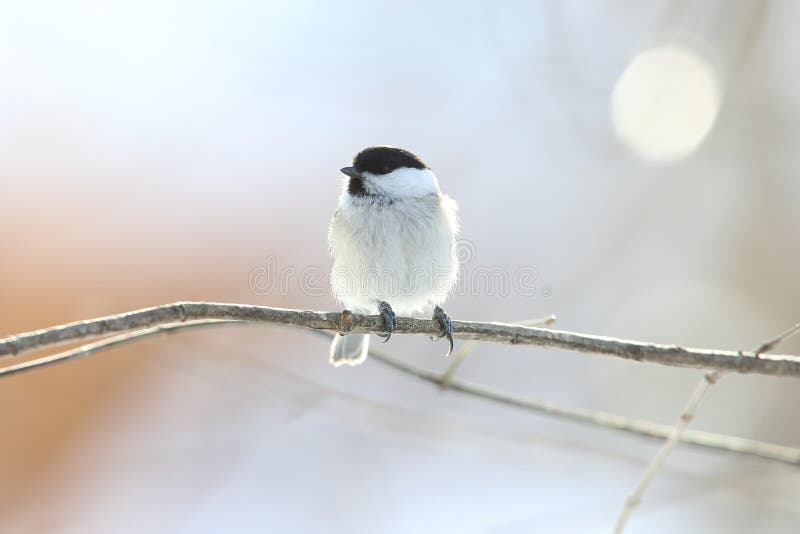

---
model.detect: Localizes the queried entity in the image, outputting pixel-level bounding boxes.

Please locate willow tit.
[328,146,460,366]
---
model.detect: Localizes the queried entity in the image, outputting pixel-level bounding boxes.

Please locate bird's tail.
[329,333,370,367]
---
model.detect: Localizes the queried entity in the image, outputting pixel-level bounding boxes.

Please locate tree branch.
[365,342,800,466]
[1,301,799,377]
[3,319,798,467]
[613,323,800,533]
[439,315,558,389]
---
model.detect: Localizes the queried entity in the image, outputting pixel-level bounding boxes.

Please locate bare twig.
[754,323,800,357]
[0,320,241,377]
[613,323,800,534]
[365,344,800,466]
[3,319,799,467]
[440,315,557,388]
[2,302,800,377]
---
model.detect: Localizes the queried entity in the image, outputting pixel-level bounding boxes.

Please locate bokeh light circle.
[611,45,720,163]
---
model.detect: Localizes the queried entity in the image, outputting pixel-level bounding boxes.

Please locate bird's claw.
[377,301,396,343]
[432,305,454,355]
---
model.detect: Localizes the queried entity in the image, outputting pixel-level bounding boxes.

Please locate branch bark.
[1,301,799,377]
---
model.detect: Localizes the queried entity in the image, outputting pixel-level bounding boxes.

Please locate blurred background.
[2,1,800,532]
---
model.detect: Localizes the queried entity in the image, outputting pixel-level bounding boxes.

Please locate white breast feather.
[329,186,459,316]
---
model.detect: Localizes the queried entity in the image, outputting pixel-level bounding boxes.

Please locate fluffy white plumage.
[328,161,459,366]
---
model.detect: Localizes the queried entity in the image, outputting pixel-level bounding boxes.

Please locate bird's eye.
[381,165,391,174]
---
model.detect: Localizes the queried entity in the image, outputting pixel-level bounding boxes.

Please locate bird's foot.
[432,305,454,355]
[377,301,397,343]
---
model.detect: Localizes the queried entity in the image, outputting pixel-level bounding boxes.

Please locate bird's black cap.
[352,146,428,175]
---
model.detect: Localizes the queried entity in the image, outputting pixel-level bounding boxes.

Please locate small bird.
[328,146,460,366]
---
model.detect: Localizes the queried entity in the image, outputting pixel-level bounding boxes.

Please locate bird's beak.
[340,166,362,179]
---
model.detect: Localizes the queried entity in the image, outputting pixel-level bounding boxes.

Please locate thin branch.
[613,372,720,534]
[2,302,800,377]
[3,320,799,467]
[365,344,800,466]
[613,323,800,534]
[0,320,241,377]
[754,323,800,357]
[440,315,557,388]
